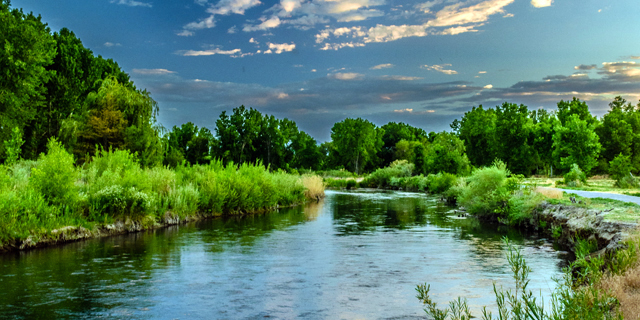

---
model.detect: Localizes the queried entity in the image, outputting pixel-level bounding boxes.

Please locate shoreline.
[0,199,318,254]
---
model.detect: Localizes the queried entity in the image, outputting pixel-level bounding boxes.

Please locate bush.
[457,160,511,216]
[564,163,587,187]
[426,172,458,194]
[610,153,638,188]
[30,139,78,206]
[361,160,414,188]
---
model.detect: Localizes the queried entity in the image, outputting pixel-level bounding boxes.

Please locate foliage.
[330,118,383,174]
[360,160,414,188]
[427,172,458,194]
[424,132,471,176]
[553,114,601,175]
[495,102,536,175]
[451,105,497,168]
[3,127,23,165]
[30,139,78,206]
[609,153,638,188]
[563,163,587,187]
[417,237,623,320]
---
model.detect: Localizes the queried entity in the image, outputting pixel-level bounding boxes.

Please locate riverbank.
[0,145,325,253]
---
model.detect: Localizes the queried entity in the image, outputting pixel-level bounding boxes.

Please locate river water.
[0,190,569,319]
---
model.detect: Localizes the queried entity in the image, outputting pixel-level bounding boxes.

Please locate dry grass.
[302,175,325,200]
[597,233,640,319]
[534,187,564,199]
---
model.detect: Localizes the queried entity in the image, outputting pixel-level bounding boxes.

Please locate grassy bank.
[0,140,324,251]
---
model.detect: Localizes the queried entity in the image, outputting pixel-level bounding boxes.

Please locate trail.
[540,187,640,205]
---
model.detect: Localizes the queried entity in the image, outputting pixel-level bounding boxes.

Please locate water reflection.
[0,190,568,319]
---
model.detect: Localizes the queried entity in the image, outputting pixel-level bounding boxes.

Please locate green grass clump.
[0,145,321,248]
[417,237,624,320]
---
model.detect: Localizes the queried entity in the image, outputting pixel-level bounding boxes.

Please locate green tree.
[378,122,426,167]
[556,97,596,126]
[530,109,558,176]
[330,118,383,174]
[595,96,640,173]
[0,1,56,160]
[166,122,214,166]
[75,77,161,166]
[552,114,601,174]
[495,102,535,175]
[453,106,496,168]
[424,132,470,175]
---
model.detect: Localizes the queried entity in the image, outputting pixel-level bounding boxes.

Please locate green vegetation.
[0,144,324,248]
[417,237,628,320]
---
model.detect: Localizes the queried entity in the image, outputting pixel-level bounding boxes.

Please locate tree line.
[2,1,639,179]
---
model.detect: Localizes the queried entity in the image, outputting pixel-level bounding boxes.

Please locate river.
[0,190,569,319]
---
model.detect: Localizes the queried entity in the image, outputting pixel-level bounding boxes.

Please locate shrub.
[426,172,458,194]
[564,163,587,187]
[610,153,638,188]
[30,139,78,206]
[361,160,414,188]
[457,160,510,216]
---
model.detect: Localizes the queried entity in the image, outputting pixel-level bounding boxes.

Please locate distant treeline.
[2,1,638,178]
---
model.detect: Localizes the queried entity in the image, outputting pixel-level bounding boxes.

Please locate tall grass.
[417,237,624,320]
[0,144,323,248]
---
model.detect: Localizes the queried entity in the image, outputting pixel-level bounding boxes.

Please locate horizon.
[10,0,640,142]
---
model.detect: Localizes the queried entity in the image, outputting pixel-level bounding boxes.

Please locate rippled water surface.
[0,190,569,319]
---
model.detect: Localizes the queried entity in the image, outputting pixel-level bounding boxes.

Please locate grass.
[0,145,324,249]
[525,176,624,193]
[417,236,631,320]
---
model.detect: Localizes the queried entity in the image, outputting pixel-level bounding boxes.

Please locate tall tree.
[0,1,56,161]
[552,114,601,174]
[453,106,497,168]
[330,118,382,174]
[494,102,535,175]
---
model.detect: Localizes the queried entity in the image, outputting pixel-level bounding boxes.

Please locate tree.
[166,122,214,166]
[494,102,535,175]
[595,96,640,173]
[454,106,497,168]
[75,77,162,166]
[556,97,596,126]
[552,114,601,174]
[424,132,470,175]
[330,118,382,174]
[378,122,426,167]
[0,1,56,160]
[530,109,558,176]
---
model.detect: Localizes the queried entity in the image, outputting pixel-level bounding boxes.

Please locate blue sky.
[12,0,640,141]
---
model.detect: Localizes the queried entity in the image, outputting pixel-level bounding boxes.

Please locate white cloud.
[478,71,487,74]
[483,84,493,89]
[110,0,152,8]
[177,30,195,37]
[371,63,394,70]
[531,0,553,8]
[422,64,458,75]
[365,24,432,43]
[320,42,366,50]
[330,72,365,80]
[132,68,176,75]
[104,42,122,47]
[243,16,281,32]
[503,13,514,18]
[380,75,423,80]
[209,0,262,15]
[179,48,243,56]
[426,0,515,27]
[264,42,296,54]
[281,0,303,12]
[180,0,262,34]
[227,26,238,33]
